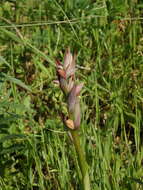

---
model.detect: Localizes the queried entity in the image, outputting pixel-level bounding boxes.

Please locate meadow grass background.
[0,0,143,189]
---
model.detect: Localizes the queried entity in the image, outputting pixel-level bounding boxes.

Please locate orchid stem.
[70,130,91,190]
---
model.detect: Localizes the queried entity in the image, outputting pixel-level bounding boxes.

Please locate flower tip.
[75,83,84,96]
[53,80,60,85]
[56,59,61,66]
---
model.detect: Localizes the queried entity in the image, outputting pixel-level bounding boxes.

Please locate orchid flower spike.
[56,48,83,130]
[56,48,76,94]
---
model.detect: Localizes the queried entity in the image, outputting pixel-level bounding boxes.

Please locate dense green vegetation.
[0,0,143,189]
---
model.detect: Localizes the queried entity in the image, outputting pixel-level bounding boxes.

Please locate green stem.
[70,130,91,190]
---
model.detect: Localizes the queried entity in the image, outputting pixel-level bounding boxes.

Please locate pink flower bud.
[64,48,76,79]
[64,48,73,70]
[68,83,83,114]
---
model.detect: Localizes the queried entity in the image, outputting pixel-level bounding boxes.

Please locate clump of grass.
[55,48,90,189]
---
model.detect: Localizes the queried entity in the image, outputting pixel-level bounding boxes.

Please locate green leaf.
[0,134,26,143]
[0,144,26,155]
[0,55,11,68]
[2,73,32,92]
